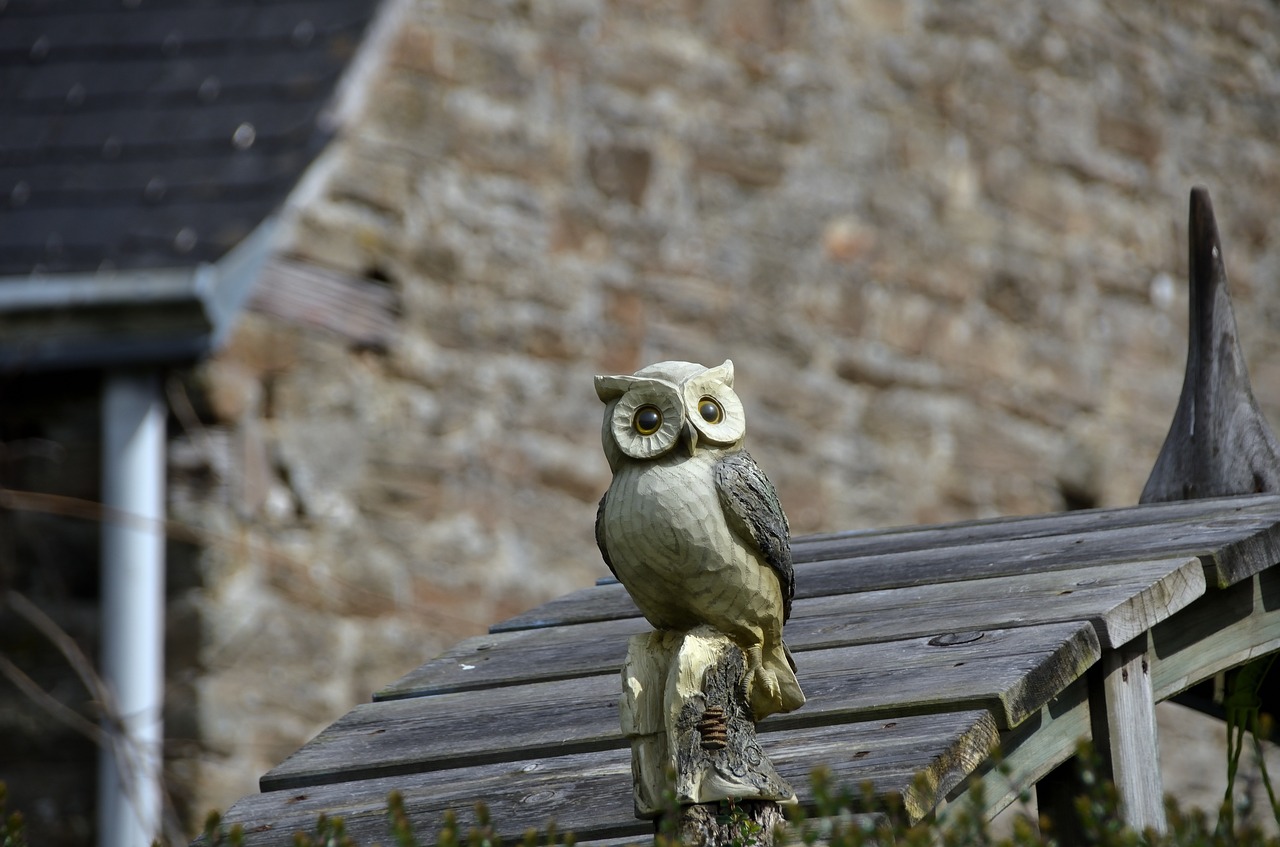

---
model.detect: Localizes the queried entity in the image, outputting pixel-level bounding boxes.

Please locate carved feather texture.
[595,360,805,718]
[714,451,794,621]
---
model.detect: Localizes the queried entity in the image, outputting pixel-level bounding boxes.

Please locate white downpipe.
[99,370,166,847]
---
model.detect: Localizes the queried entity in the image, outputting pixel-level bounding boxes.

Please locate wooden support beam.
[1032,643,1168,838]
[1090,641,1166,833]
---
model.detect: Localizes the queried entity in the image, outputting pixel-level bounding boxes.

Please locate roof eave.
[0,217,278,373]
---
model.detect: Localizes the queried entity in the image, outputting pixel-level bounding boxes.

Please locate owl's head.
[594,360,746,470]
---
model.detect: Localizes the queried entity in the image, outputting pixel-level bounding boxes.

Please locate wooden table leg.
[1093,641,1167,834]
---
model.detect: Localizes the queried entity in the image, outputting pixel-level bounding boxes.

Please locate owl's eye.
[698,397,723,424]
[633,405,663,435]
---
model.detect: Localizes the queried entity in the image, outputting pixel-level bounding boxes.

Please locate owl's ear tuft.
[595,374,636,402]
[707,359,734,387]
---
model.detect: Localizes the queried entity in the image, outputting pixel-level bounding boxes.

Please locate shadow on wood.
[1141,186,1280,504]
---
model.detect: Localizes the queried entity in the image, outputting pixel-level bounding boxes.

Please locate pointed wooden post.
[1092,185,1280,835]
[1044,187,1280,838]
[1141,186,1280,503]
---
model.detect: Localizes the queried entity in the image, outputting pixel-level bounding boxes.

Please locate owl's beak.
[682,421,699,456]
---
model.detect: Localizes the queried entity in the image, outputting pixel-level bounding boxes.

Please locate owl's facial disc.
[609,379,685,460]
[682,370,745,446]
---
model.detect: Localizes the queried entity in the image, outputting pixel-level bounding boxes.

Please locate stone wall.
[5,0,1280,838]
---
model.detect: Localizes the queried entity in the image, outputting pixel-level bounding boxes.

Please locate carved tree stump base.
[620,625,795,822]
[673,800,786,847]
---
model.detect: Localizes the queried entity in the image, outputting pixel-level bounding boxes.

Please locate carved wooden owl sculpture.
[595,359,805,720]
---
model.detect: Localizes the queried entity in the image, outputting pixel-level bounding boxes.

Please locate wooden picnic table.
[206,492,1280,845]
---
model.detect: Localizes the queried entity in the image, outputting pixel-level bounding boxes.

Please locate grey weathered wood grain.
[1142,187,1280,503]
[793,622,1099,730]
[495,508,1280,632]
[1150,569,1280,702]
[1093,645,1166,833]
[262,622,1097,791]
[214,712,997,847]
[380,558,1202,700]
[795,503,1280,574]
[794,494,1280,554]
[1130,189,1279,830]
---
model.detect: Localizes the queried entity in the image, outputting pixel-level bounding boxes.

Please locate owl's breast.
[602,453,746,628]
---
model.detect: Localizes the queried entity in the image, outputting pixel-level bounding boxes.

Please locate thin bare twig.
[0,652,106,745]
[2,590,187,845]
[5,591,111,712]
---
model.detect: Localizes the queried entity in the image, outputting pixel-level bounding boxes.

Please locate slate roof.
[0,0,377,277]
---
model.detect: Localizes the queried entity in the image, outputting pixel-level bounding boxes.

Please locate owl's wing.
[594,492,619,580]
[714,450,794,621]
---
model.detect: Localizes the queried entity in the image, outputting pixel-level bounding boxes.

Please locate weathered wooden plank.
[794,622,1099,731]
[1150,568,1280,701]
[495,509,1280,632]
[803,505,1280,595]
[376,618,650,699]
[0,1,369,54]
[1020,571,1280,837]
[794,494,1280,554]
[797,504,1280,576]
[381,558,1202,700]
[572,838,656,847]
[7,52,343,107]
[211,712,998,847]
[262,622,1098,792]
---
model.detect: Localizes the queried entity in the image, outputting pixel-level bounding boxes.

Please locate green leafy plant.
[12,748,1280,847]
[1,783,28,847]
[199,810,244,847]
[1223,659,1280,836]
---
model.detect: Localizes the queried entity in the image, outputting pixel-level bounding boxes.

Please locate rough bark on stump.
[620,624,794,843]
[673,801,787,847]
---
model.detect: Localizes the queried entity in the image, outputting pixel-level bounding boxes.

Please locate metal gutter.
[0,217,278,372]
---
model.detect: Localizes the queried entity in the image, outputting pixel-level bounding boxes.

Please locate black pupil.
[699,400,720,422]
[636,407,661,433]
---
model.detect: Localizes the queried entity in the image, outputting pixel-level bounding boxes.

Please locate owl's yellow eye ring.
[698,397,723,424]
[633,405,663,435]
